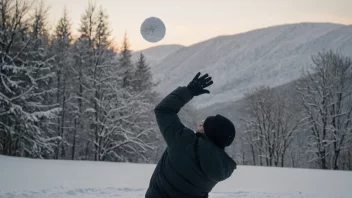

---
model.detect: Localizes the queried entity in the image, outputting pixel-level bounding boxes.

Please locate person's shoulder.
[168,128,197,150]
[168,129,198,161]
[196,135,237,181]
[180,128,197,144]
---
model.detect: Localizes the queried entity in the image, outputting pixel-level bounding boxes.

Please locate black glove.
[187,72,213,96]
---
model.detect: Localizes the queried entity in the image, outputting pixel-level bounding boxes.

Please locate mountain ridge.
[150,22,352,108]
[131,44,184,66]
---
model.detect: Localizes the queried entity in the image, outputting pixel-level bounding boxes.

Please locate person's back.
[146,72,237,198]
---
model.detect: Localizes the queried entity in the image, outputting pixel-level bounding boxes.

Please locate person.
[145,72,237,198]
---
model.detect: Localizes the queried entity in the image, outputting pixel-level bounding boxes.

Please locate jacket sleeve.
[154,86,195,147]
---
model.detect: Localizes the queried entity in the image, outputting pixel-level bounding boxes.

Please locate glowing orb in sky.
[140,17,166,43]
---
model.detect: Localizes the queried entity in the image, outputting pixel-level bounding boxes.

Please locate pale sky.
[45,0,352,51]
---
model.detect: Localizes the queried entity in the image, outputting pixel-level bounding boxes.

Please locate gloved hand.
[187,72,213,96]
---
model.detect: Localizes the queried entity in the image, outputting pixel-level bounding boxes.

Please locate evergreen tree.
[0,0,159,163]
[89,7,113,161]
[70,2,97,160]
[134,53,153,92]
[118,33,134,89]
[51,8,72,159]
[0,0,59,158]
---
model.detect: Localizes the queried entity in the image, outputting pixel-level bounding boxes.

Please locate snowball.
[140,17,166,43]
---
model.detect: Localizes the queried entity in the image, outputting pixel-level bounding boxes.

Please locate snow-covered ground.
[1,155,351,198]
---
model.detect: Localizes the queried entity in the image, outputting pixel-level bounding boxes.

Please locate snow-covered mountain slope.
[1,155,352,198]
[151,23,352,108]
[131,44,184,66]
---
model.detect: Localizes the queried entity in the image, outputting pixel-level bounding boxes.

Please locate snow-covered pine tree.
[88,7,114,161]
[69,2,97,160]
[134,53,153,92]
[86,29,156,161]
[119,33,134,90]
[129,52,159,162]
[28,1,60,158]
[99,70,157,162]
[0,0,31,156]
[86,34,157,162]
[0,0,59,158]
[50,8,72,159]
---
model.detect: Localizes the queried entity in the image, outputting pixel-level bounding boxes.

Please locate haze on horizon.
[46,0,352,51]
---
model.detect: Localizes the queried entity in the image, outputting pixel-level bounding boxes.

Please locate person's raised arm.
[154,72,213,148]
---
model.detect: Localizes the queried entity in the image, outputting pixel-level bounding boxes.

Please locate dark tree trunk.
[60,75,67,159]
[250,143,256,165]
[333,149,340,170]
[291,150,295,167]
[72,119,77,160]
[55,68,61,160]
[85,141,90,160]
[320,150,328,169]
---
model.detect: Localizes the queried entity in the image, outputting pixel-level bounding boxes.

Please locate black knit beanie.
[203,114,236,148]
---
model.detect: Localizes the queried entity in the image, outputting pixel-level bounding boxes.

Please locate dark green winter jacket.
[145,87,236,198]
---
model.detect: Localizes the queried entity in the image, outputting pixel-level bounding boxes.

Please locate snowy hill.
[151,23,352,108]
[131,44,184,66]
[1,155,352,198]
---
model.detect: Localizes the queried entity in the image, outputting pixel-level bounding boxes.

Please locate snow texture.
[140,17,166,43]
[1,155,351,198]
[150,23,352,109]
